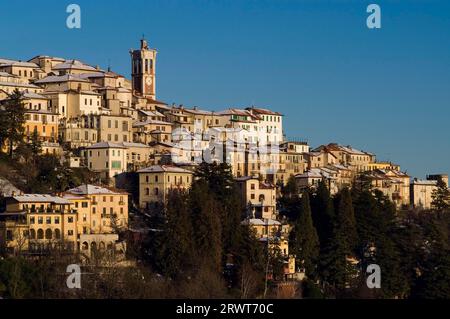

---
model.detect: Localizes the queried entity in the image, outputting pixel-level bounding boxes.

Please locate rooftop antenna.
[107,58,111,72]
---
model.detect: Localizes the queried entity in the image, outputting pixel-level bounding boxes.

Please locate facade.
[365,169,410,208]
[410,179,437,210]
[236,176,277,220]
[0,194,78,254]
[137,165,193,208]
[64,184,129,235]
[83,142,128,180]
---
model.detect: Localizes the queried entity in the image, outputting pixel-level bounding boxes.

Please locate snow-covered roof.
[11,194,71,204]
[137,165,193,174]
[35,74,90,84]
[66,184,122,195]
[85,142,126,149]
[53,60,100,72]
[241,218,281,226]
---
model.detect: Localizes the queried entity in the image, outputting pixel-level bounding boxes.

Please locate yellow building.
[236,176,277,219]
[137,165,193,208]
[84,142,128,180]
[366,169,410,208]
[63,184,129,235]
[0,194,78,254]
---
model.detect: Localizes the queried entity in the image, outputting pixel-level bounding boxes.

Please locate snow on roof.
[246,106,282,116]
[0,58,18,65]
[0,60,39,68]
[137,165,193,174]
[121,142,150,148]
[0,81,40,88]
[21,91,48,100]
[67,184,122,195]
[85,142,126,149]
[12,194,71,204]
[0,71,18,78]
[53,60,100,72]
[241,218,281,226]
[35,74,90,84]
[295,169,323,179]
[411,179,438,186]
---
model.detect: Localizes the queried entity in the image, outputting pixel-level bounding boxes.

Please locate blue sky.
[1,0,449,178]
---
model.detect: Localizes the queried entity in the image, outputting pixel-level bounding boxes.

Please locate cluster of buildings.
[0,38,448,277]
[0,185,128,257]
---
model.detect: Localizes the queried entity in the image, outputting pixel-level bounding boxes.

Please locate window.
[37,229,44,239]
[154,188,159,195]
[155,175,159,182]
[68,217,74,223]
[55,217,60,224]
[6,230,13,241]
[82,202,88,208]
[30,217,35,224]
[83,214,87,222]
[146,188,150,195]
[38,217,43,224]
[68,230,74,236]
[55,229,61,239]
[45,229,52,240]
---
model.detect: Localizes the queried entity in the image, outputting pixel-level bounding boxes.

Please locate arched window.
[45,229,52,240]
[30,229,36,239]
[154,187,159,196]
[91,242,97,251]
[259,194,265,202]
[54,229,61,240]
[37,229,44,239]
[82,242,89,250]
[146,188,150,195]
[99,242,106,250]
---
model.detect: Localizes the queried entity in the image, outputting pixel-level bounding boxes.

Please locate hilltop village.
[0,38,449,299]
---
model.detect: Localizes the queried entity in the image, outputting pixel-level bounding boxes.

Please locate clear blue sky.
[1,0,449,178]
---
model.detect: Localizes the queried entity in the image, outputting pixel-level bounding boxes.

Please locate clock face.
[145,77,153,85]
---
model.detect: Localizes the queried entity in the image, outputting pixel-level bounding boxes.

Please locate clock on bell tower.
[130,37,157,99]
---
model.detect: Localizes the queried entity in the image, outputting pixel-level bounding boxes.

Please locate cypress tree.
[311,180,335,250]
[0,90,26,157]
[153,189,195,278]
[290,191,320,278]
[431,178,450,211]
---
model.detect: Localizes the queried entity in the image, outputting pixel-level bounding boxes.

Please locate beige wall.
[139,171,192,208]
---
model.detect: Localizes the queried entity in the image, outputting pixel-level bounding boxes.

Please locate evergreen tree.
[311,180,335,251]
[190,181,223,272]
[29,129,42,159]
[335,188,358,252]
[152,189,195,278]
[320,188,359,295]
[290,192,320,278]
[431,178,450,211]
[412,249,450,299]
[0,90,26,157]
[282,175,298,199]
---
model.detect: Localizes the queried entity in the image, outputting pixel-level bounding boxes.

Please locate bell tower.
[130,37,157,99]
